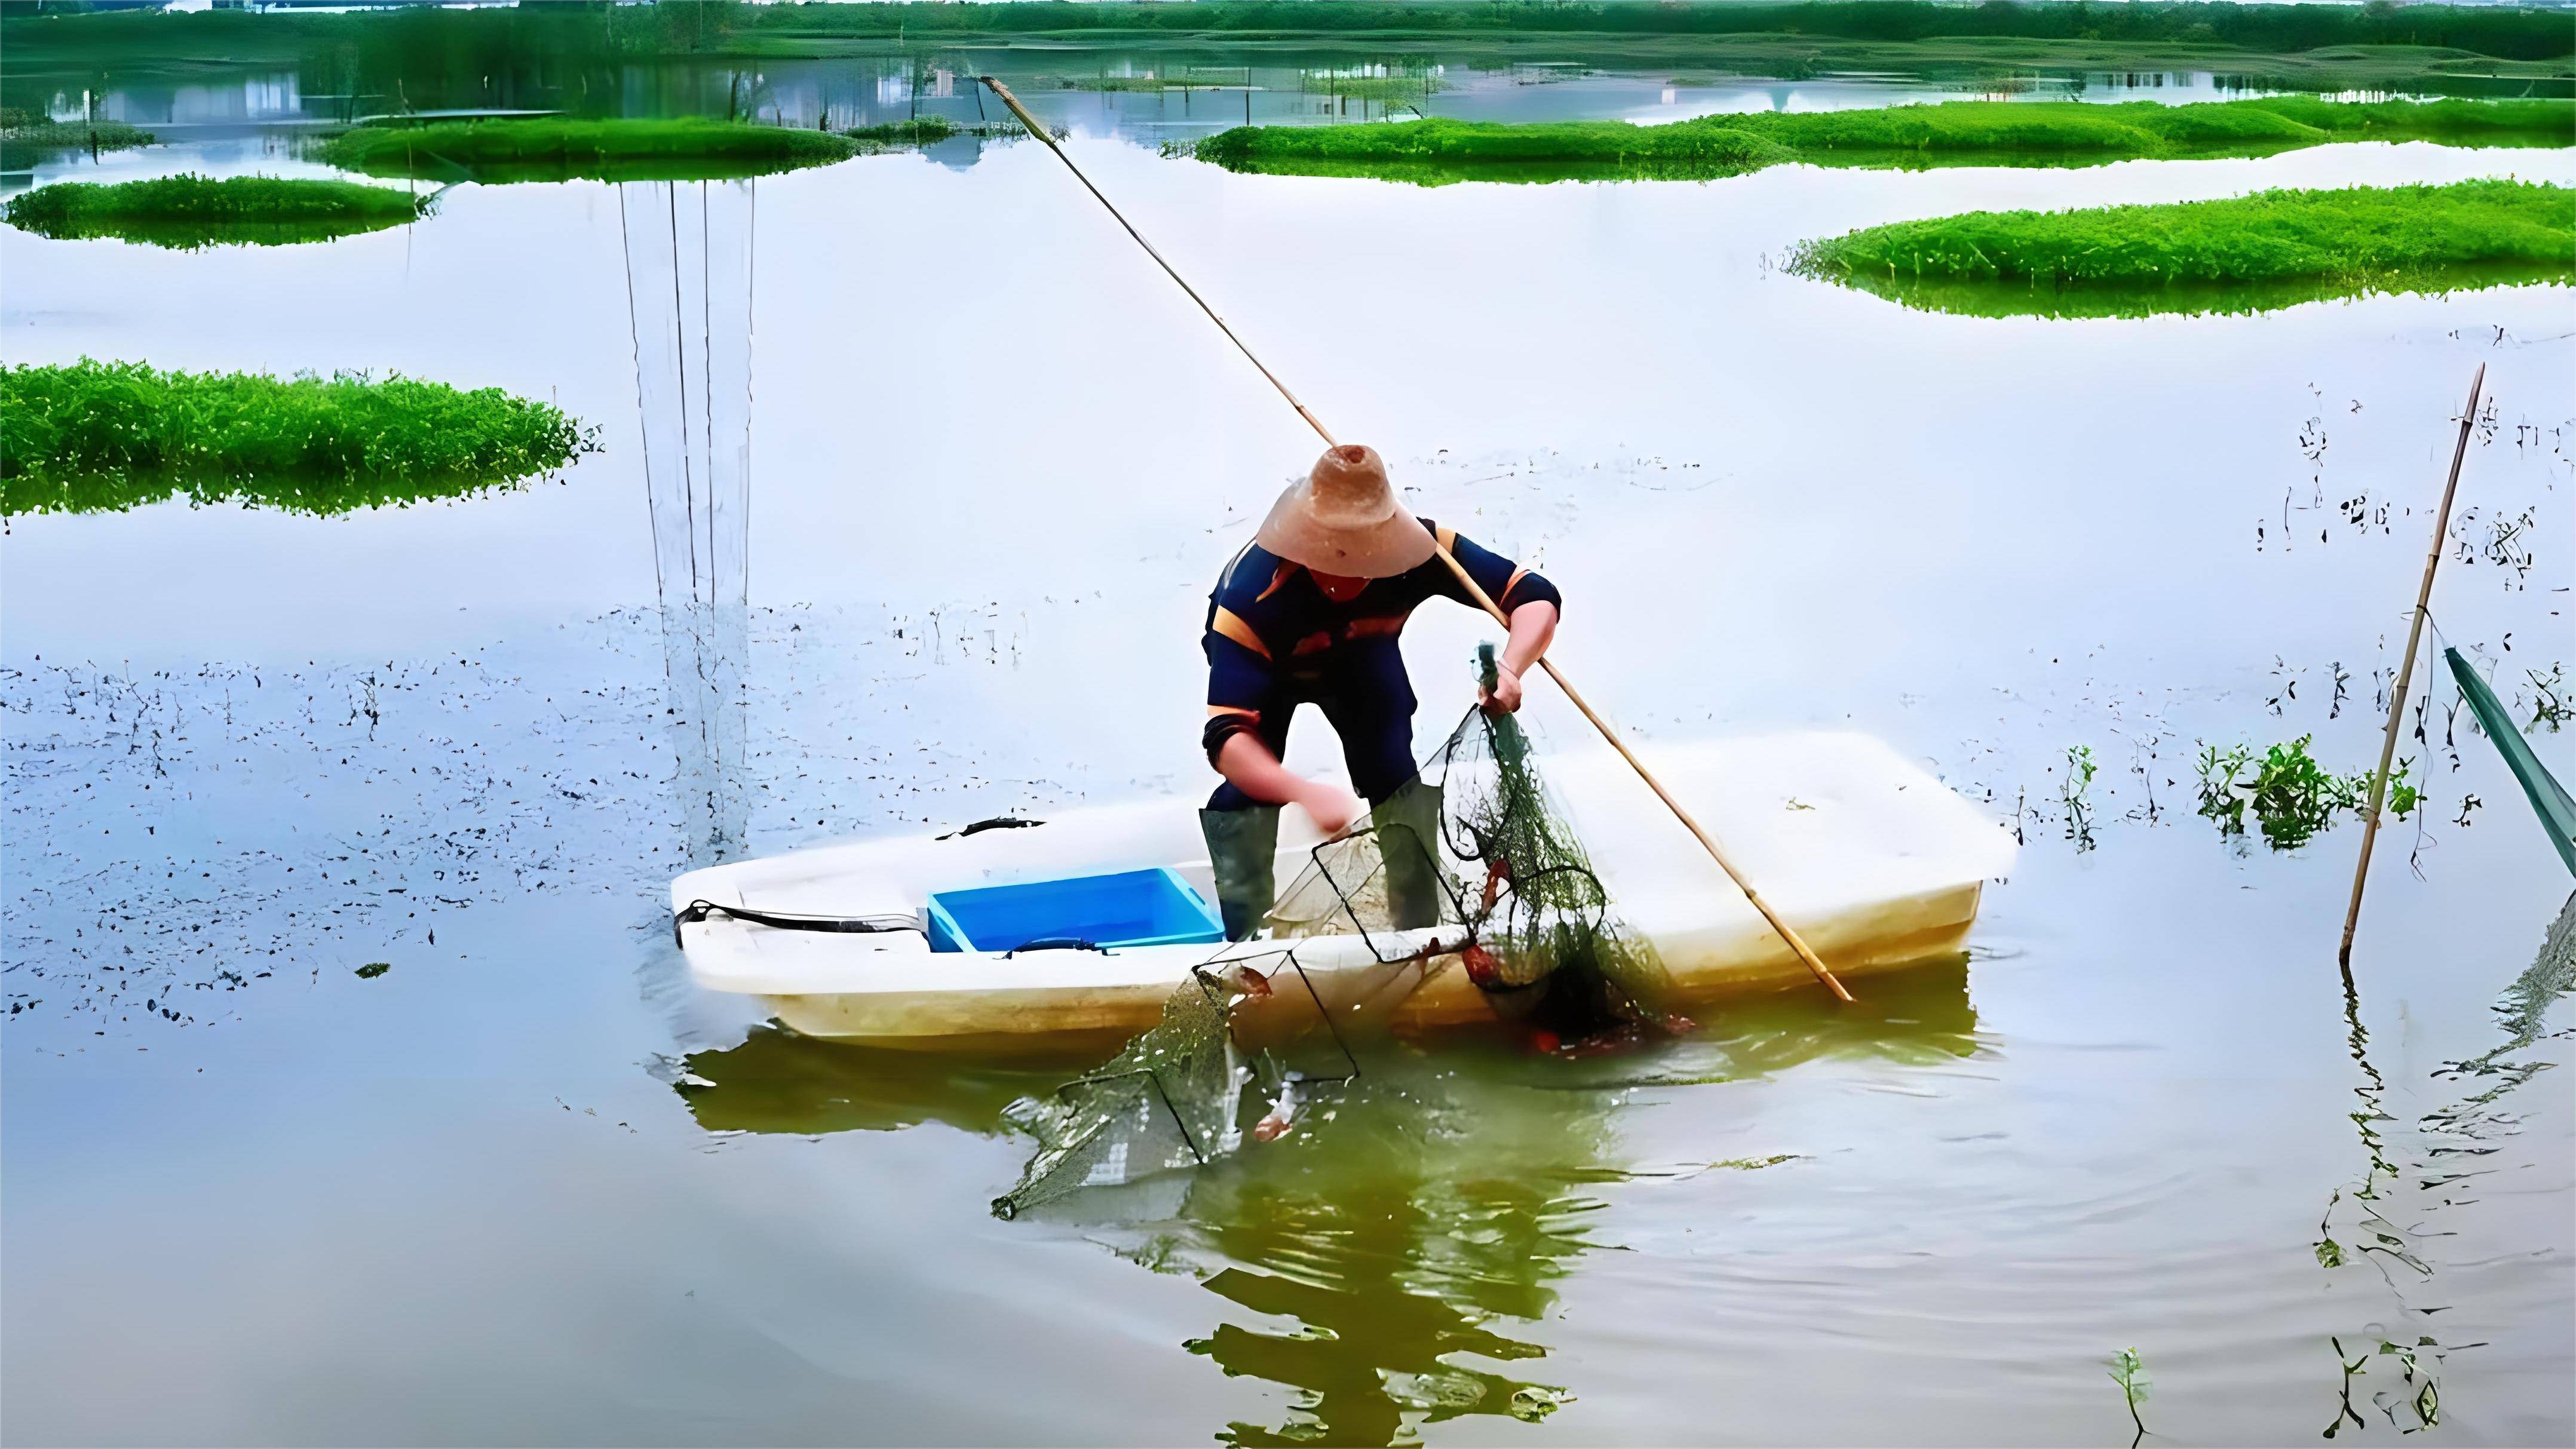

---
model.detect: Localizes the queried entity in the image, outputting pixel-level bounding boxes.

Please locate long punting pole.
[2338,363,2485,969]
[979,78,1855,1002]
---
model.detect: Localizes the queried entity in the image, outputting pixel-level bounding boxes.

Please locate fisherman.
[1200,443,1561,939]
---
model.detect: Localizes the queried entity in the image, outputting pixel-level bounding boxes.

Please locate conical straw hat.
[1254,444,1436,579]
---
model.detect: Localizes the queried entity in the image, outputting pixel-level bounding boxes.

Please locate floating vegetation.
[2194,736,2415,851]
[1192,97,2575,185]
[354,962,391,980]
[2107,1348,2151,1448]
[1,359,598,518]
[0,111,155,169]
[2527,664,2570,732]
[1507,1386,1569,1423]
[1704,1153,1802,1172]
[1191,116,1793,184]
[317,116,859,184]
[2325,1334,2442,1438]
[1737,95,2575,157]
[1790,180,2576,320]
[2062,744,2098,852]
[4,174,429,250]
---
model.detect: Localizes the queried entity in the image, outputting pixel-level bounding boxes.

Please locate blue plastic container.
[924,867,1225,954]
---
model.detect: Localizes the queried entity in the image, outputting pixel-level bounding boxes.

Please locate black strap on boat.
[672,899,925,948]
[937,815,1045,840]
[1005,937,1105,958]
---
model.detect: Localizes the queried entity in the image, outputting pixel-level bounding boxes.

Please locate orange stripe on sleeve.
[1210,606,1271,660]
[1206,704,1260,720]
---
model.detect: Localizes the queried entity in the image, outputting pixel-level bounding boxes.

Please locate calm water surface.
[4,66,2572,1447]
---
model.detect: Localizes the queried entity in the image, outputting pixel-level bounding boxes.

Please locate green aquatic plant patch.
[1191,96,2574,185]
[317,116,859,184]
[1729,96,2575,155]
[2193,737,2416,851]
[1788,180,2575,320]
[0,116,155,169]
[4,174,429,250]
[1193,116,1794,182]
[1,360,598,518]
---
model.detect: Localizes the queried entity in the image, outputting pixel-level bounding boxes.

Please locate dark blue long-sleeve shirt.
[1201,520,1560,772]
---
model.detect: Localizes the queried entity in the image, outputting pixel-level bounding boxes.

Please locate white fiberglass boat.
[671,732,2017,1046]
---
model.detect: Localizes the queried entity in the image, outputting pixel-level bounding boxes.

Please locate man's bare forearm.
[1499,601,1557,680]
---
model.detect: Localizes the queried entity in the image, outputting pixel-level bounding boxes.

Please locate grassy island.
[1191,96,2575,184]
[1198,116,1796,183]
[4,174,430,249]
[1,360,598,517]
[317,116,860,183]
[1786,179,2576,320]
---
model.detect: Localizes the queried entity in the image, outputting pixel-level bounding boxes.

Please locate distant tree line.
[5,1,2568,64]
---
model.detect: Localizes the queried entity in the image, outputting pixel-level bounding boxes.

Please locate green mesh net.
[992,969,1246,1219]
[1430,644,1682,1045]
[992,646,1683,1220]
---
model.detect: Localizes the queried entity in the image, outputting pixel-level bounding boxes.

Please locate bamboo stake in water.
[977,76,1855,1003]
[2338,363,2485,968]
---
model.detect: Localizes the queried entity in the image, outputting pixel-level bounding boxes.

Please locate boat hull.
[672,732,2017,1046]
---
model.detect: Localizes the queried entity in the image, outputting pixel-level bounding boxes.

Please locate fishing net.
[992,969,1244,1219]
[1427,644,1680,1044]
[992,645,1681,1219]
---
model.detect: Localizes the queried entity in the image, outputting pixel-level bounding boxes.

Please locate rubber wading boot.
[1370,778,1447,931]
[1199,805,1281,941]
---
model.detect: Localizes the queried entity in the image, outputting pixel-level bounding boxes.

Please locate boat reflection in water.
[678,960,1985,1445]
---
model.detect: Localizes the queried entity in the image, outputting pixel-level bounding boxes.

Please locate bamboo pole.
[2338,363,2485,968]
[978,76,1854,1001]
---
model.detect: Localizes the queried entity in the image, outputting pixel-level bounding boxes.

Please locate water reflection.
[1176,1079,1590,1447]
[677,962,1982,1444]
[4,208,420,251]
[677,1026,1112,1137]
[1810,257,2575,323]
[622,176,752,865]
[14,38,2549,182]
[2317,891,2576,1437]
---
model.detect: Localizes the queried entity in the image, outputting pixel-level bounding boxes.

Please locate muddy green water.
[5,56,2573,1448]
